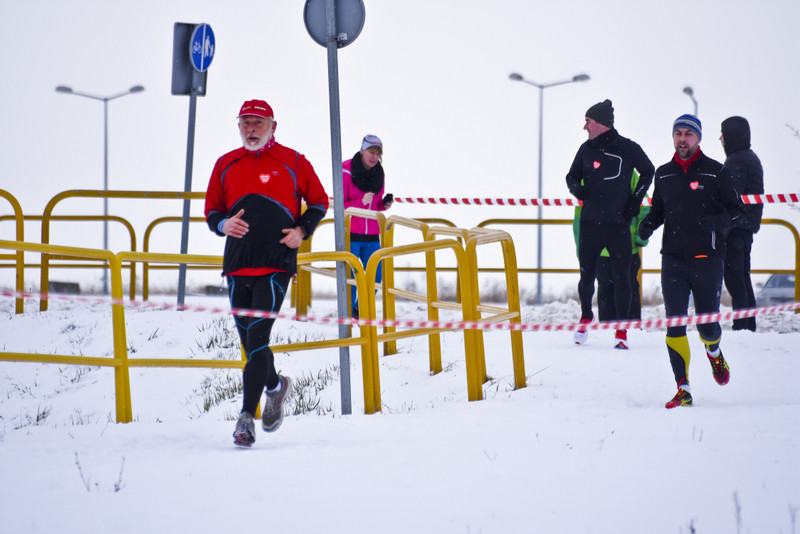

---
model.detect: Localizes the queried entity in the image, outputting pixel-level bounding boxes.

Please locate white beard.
[241,122,275,152]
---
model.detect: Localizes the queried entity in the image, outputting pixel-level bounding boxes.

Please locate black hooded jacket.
[721,116,764,233]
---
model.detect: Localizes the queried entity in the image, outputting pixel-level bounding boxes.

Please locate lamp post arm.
[106,90,138,102]
[515,77,588,90]
[541,78,584,89]
[57,88,144,102]
[62,90,105,102]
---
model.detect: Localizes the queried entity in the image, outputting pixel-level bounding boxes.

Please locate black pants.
[578,222,632,321]
[661,254,723,341]
[597,253,642,321]
[227,272,291,416]
[724,228,757,331]
[661,255,724,385]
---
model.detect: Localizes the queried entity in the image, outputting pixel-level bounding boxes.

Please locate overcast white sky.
[2,0,799,290]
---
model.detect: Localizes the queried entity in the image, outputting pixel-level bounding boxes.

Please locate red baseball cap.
[237,99,274,120]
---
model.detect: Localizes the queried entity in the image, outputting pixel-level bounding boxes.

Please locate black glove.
[382,193,393,206]
[571,186,588,200]
[638,225,653,241]
[623,198,642,219]
[730,212,752,231]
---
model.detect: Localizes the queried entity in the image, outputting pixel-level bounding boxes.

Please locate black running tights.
[227,272,291,416]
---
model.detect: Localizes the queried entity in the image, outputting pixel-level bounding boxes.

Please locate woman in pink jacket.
[342,134,393,316]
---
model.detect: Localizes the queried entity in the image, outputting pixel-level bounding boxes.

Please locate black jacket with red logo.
[640,150,744,260]
[566,129,654,226]
[204,142,329,275]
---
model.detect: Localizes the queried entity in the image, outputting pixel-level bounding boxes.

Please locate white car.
[756,274,796,306]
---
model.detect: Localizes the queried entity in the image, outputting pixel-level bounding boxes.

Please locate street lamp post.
[56,84,145,294]
[682,86,698,116]
[508,72,590,305]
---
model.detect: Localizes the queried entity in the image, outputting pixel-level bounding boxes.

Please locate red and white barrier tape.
[392,197,581,207]
[741,193,800,205]
[3,289,798,332]
[331,193,799,207]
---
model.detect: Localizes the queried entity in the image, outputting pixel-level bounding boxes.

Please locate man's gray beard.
[240,125,274,152]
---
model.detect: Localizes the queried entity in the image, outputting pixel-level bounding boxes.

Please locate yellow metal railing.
[0,214,139,298]
[4,189,799,421]
[141,216,215,300]
[291,219,334,314]
[0,239,133,421]
[4,185,796,300]
[293,216,462,316]
[381,214,436,358]
[0,189,24,314]
[38,190,205,310]
[363,237,484,406]
[0,240,377,421]
[5,211,797,420]
[445,226,526,390]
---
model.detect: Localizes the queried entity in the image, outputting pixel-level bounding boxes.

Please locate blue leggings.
[350,240,382,312]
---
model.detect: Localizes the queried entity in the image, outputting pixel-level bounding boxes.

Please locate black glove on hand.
[638,225,653,241]
[571,186,588,201]
[382,193,393,206]
[624,198,642,219]
[730,212,751,231]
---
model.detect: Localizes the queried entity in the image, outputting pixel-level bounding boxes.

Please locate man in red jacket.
[205,99,329,447]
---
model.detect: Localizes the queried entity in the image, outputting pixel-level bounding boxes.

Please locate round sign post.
[304,0,364,48]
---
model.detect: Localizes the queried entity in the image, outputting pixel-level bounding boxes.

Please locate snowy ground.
[1,295,799,534]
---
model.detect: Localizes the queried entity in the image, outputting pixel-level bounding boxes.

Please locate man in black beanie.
[566,99,655,348]
[585,99,615,131]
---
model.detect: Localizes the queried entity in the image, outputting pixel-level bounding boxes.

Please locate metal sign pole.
[173,22,214,306]
[177,88,197,306]
[326,0,352,415]
[304,0,364,415]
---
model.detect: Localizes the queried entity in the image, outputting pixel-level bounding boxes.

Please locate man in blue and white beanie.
[638,112,746,410]
[673,114,702,140]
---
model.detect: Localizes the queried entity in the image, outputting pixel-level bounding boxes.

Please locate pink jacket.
[342,158,387,235]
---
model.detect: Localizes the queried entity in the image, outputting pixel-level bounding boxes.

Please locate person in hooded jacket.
[566,99,655,348]
[720,116,764,331]
[343,134,393,317]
